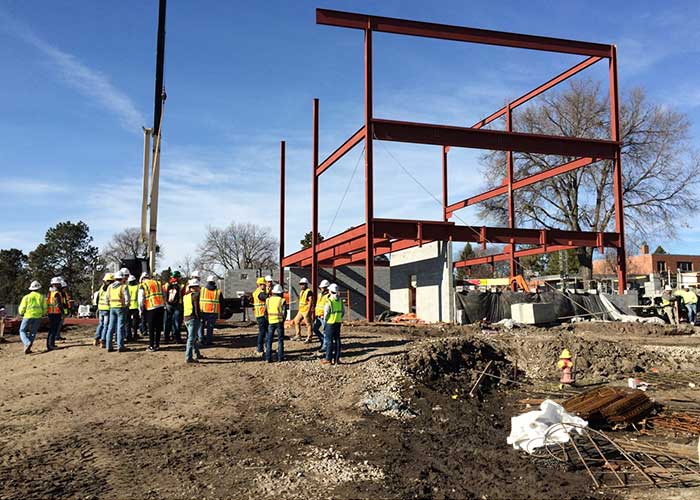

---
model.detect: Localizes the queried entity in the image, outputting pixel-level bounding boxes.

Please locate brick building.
[593,244,700,275]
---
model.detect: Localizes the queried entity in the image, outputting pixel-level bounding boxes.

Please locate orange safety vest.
[142,279,165,310]
[200,287,221,314]
[47,290,62,314]
[253,287,266,318]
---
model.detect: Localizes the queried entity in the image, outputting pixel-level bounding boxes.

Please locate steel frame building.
[280,8,627,321]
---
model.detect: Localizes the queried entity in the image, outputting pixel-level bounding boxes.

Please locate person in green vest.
[321,283,344,366]
[18,280,48,355]
[265,284,287,363]
[183,278,204,363]
[126,275,140,342]
[94,273,114,346]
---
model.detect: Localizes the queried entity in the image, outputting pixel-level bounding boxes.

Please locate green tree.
[0,249,30,304]
[544,249,580,276]
[454,243,499,280]
[653,245,668,255]
[300,232,324,250]
[28,221,99,301]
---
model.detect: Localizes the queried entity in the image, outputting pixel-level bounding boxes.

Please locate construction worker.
[200,275,223,346]
[56,278,69,341]
[0,303,6,343]
[126,275,140,341]
[265,284,287,362]
[313,280,330,350]
[105,270,130,352]
[140,272,165,351]
[253,277,268,356]
[557,349,574,389]
[46,277,64,351]
[163,270,183,344]
[118,268,131,340]
[94,273,113,346]
[18,281,47,355]
[183,278,205,363]
[265,275,274,295]
[661,285,679,325]
[321,283,344,365]
[292,278,313,342]
[676,286,698,324]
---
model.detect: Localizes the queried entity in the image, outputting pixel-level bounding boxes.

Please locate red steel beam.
[316,126,365,176]
[316,9,612,58]
[445,156,598,216]
[282,224,367,267]
[372,119,618,159]
[471,56,603,130]
[372,218,620,248]
[454,244,578,268]
[610,46,627,294]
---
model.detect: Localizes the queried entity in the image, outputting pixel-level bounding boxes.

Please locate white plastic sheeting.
[598,294,666,324]
[507,400,588,454]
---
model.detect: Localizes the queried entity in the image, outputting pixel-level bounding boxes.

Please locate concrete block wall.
[390,241,454,323]
[289,265,390,321]
[221,269,274,298]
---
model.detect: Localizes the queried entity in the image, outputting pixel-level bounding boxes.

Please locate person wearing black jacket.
[163,273,183,344]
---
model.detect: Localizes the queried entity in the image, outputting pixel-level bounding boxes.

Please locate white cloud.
[0,8,145,132]
[4,178,68,195]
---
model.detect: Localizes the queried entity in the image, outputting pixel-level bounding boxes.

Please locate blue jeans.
[256,316,268,353]
[164,305,182,342]
[313,317,325,347]
[19,318,41,347]
[105,308,126,351]
[47,314,62,349]
[324,323,342,363]
[185,318,201,361]
[687,303,697,324]
[266,323,284,362]
[95,310,109,340]
[201,313,217,344]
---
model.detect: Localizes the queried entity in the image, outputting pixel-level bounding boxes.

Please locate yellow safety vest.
[200,288,221,314]
[47,290,62,315]
[142,279,164,310]
[128,284,139,309]
[315,293,328,317]
[299,288,311,314]
[19,291,47,319]
[266,296,285,324]
[253,288,266,318]
[183,292,195,317]
[98,288,111,311]
[62,289,71,314]
[326,296,344,325]
[109,284,126,308]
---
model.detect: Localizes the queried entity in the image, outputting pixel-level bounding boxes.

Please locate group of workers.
[660,285,699,325]
[15,270,345,365]
[251,275,344,364]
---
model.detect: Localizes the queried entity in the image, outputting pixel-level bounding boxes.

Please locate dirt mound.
[404,336,512,395]
[572,322,697,337]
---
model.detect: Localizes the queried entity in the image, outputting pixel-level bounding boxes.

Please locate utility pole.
[146,0,167,274]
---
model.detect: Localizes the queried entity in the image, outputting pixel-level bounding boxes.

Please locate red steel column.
[364,27,375,321]
[609,46,627,293]
[506,106,517,289]
[442,146,448,221]
[312,99,320,297]
[279,140,286,285]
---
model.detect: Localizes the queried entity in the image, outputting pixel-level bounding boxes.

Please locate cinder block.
[511,302,556,325]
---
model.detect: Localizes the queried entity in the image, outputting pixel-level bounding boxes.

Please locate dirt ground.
[1,321,699,500]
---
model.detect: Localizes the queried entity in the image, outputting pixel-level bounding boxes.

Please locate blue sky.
[1,0,699,269]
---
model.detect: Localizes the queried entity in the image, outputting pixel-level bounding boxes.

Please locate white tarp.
[507,400,588,454]
[599,294,666,324]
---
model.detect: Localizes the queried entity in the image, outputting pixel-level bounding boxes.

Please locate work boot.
[118,346,129,353]
[24,344,32,355]
[93,338,100,346]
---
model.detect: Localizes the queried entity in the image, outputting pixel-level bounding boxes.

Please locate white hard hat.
[114,270,124,279]
[140,272,149,280]
[664,285,673,291]
[206,275,217,283]
[319,279,330,288]
[188,278,201,288]
[128,275,137,282]
[29,280,41,291]
[272,284,283,294]
[328,283,339,294]
[299,278,309,285]
[191,270,201,279]
[50,277,62,285]
[119,267,129,276]
[265,275,273,282]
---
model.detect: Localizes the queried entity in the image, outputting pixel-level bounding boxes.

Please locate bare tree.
[102,228,161,267]
[479,79,699,279]
[176,254,196,277]
[197,222,277,276]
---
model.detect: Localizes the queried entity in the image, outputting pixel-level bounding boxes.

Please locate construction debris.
[647,412,700,435]
[507,400,588,453]
[563,387,655,426]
